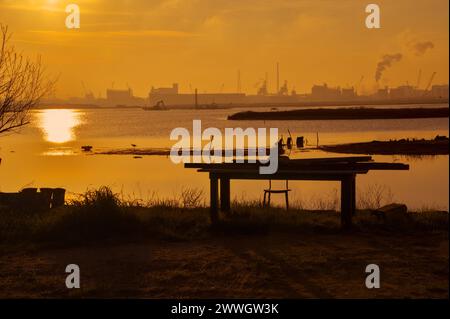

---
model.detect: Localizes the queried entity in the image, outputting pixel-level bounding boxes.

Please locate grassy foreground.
[0,187,448,298]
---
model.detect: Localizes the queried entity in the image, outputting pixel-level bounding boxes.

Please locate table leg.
[285,191,289,211]
[210,175,219,223]
[263,191,267,207]
[220,177,231,213]
[341,174,355,229]
[351,175,356,216]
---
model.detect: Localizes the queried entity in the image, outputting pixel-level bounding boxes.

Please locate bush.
[36,186,143,243]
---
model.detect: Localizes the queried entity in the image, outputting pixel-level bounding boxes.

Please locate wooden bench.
[185,156,409,229]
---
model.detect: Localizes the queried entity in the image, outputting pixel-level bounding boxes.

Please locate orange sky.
[0,0,448,98]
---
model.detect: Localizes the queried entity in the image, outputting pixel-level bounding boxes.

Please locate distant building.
[376,87,389,99]
[311,83,341,100]
[149,93,246,106]
[431,85,449,99]
[389,85,416,99]
[150,83,179,95]
[277,81,289,96]
[341,87,356,100]
[106,88,132,105]
[106,88,145,106]
[257,80,268,96]
[149,84,246,106]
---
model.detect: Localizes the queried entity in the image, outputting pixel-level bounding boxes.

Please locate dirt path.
[0,232,447,298]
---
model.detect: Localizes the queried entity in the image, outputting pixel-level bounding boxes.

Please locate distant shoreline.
[36,98,448,110]
[91,137,450,157]
[228,107,449,121]
[321,137,449,155]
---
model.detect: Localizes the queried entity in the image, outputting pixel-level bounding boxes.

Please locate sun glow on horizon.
[37,109,82,144]
[0,0,448,97]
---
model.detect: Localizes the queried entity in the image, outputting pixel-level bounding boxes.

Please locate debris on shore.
[81,145,93,152]
[320,136,449,155]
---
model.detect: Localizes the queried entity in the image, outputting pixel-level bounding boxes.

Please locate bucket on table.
[52,188,66,208]
[296,136,304,148]
[39,188,54,210]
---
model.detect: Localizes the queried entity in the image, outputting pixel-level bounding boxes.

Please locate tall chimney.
[237,70,241,93]
[194,88,198,108]
[276,62,280,94]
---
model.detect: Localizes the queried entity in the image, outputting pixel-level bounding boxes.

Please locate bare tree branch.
[0,24,55,135]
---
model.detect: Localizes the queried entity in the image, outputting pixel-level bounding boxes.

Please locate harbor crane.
[416,69,422,89]
[423,71,436,96]
[356,75,364,94]
[81,81,94,99]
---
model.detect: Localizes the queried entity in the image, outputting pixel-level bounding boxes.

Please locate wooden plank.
[186,158,408,172]
[198,169,368,182]
[279,156,373,164]
[277,162,409,170]
[198,168,367,174]
[185,162,260,169]
[351,175,356,217]
[184,156,374,169]
[353,162,409,170]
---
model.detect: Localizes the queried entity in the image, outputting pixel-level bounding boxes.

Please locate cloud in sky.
[411,41,435,56]
[0,0,448,97]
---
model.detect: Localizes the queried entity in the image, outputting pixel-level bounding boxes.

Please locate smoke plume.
[375,53,402,82]
[412,41,434,56]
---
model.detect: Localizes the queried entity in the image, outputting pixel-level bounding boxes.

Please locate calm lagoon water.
[0,105,448,210]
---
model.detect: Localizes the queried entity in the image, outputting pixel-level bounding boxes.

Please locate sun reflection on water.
[38,109,82,144]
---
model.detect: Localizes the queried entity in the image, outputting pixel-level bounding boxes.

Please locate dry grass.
[0,186,448,246]
[357,183,395,210]
[0,186,447,299]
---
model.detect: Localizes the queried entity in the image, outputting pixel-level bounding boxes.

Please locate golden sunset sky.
[0,0,448,98]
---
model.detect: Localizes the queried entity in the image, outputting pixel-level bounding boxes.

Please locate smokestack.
[276,62,280,94]
[237,70,241,93]
[194,88,198,108]
[416,69,422,89]
[265,72,268,93]
[375,53,402,82]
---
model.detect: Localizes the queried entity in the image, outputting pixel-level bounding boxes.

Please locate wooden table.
[185,156,409,229]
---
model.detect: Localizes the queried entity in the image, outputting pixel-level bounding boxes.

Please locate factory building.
[431,85,449,99]
[341,87,356,99]
[106,88,145,106]
[311,84,342,100]
[148,84,246,106]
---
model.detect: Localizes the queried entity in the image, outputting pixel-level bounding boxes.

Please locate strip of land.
[93,148,271,157]
[37,98,448,110]
[228,107,449,121]
[94,148,171,156]
[321,137,449,155]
